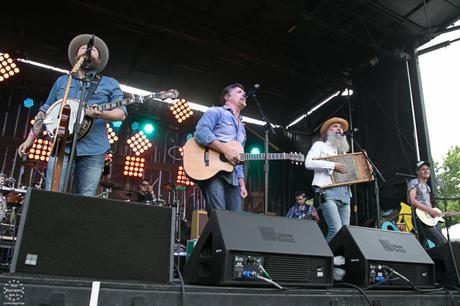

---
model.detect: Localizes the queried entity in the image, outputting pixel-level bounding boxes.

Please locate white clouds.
[418,23,460,163]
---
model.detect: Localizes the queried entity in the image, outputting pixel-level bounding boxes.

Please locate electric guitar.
[44,89,179,142]
[183,138,304,181]
[415,207,460,226]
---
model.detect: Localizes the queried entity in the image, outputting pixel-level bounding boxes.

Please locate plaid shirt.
[287,201,317,220]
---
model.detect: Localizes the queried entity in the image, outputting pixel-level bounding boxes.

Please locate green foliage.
[435,146,460,225]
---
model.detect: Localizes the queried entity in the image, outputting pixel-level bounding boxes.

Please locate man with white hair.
[305,117,351,242]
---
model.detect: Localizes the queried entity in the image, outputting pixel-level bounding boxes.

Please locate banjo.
[43,89,179,142]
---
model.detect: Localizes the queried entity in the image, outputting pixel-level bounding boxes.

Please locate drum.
[153,199,167,206]
[5,192,23,206]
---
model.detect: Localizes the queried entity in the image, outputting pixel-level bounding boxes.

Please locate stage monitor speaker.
[183,210,333,287]
[426,241,460,289]
[329,225,435,288]
[10,189,175,283]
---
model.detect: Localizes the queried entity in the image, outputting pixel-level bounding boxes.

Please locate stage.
[0,273,459,306]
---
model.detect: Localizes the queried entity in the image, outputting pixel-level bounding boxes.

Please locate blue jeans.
[45,153,106,196]
[199,177,242,215]
[321,199,350,242]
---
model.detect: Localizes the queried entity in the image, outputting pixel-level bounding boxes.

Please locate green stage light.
[142,123,155,135]
[250,147,261,154]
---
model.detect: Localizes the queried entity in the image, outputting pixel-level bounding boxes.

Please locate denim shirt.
[39,72,126,156]
[194,106,246,186]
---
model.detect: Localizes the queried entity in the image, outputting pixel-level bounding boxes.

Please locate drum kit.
[0,173,25,264]
[0,174,25,220]
[99,179,185,207]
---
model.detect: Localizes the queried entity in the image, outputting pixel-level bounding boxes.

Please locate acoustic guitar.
[183,138,304,181]
[415,207,460,226]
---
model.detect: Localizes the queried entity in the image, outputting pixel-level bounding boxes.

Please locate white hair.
[326,131,350,154]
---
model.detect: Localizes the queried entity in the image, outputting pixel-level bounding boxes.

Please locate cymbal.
[99,180,121,190]
[112,189,140,202]
[163,182,186,192]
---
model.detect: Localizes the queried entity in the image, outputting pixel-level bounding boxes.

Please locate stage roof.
[2,0,460,125]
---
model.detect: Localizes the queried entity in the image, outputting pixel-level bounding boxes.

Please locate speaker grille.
[265,255,311,282]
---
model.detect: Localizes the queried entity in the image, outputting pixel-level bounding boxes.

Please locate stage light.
[176,165,194,187]
[126,131,152,156]
[123,156,145,178]
[142,123,155,135]
[27,137,51,162]
[0,53,20,82]
[250,147,261,154]
[23,98,34,108]
[170,99,193,123]
[131,121,139,131]
[112,121,123,128]
[106,123,119,144]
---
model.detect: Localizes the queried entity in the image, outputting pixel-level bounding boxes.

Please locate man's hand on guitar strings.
[86,105,104,119]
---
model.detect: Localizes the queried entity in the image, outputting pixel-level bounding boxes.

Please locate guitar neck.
[241,153,291,161]
[95,99,130,111]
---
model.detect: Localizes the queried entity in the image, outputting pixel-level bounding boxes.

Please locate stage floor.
[0,273,459,306]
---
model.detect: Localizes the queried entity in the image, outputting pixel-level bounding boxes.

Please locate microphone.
[84,35,95,64]
[245,83,260,98]
[343,127,359,136]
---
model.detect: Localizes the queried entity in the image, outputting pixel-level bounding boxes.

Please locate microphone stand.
[350,136,386,227]
[63,36,94,192]
[248,90,275,215]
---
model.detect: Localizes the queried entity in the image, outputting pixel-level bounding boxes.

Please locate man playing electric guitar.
[18,34,127,196]
[407,161,447,248]
[193,83,248,215]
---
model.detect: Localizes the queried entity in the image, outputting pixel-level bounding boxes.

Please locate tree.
[435,146,460,225]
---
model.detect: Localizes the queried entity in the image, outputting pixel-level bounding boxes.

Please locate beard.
[76,55,102,71]
[326,131,350,154]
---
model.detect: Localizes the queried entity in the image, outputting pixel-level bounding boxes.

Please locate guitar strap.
[84,75,102,101]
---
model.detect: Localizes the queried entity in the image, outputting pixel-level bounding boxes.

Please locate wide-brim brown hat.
[68,34,109,73]
[320,117,349,135]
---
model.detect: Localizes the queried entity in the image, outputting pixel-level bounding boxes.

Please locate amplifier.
[184,210,333,287]
[329,225,435,288]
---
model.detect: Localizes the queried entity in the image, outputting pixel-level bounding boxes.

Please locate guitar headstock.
[71,56,85,75]
[289,152,305,165]
[155,89,180,100]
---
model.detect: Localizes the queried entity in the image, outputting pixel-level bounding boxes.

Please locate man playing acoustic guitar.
[193,83,248,215]
[18,34,127,196]
[408,161,447,248]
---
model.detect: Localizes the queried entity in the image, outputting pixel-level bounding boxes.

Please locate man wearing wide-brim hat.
[304,117,352,242]
[18,34,127,196]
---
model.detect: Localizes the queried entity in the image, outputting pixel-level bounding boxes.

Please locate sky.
[418,22,460,164]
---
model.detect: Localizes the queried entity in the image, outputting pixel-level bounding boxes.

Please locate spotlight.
[176,165,194,187]
[170,99,193,123]
[27,137,51,162]
[126,131,152,156]
[23,98,34,108]
[123,156,145,178]
[0,53,20,82]
[106,123,119,144]
[131,121,139,131]
[112,121,123,128]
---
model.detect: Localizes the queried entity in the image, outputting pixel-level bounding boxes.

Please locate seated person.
[287,191,319,222]
[137,179,156,204]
